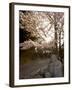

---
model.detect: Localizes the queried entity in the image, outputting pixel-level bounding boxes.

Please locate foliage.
[19,11,64,58]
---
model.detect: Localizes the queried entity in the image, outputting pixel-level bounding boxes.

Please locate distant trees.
[53,12,64,55]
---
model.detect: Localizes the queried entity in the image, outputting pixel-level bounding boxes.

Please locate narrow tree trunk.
[59,31,61,57]
[54,17,58,54]
[54,23,57,50]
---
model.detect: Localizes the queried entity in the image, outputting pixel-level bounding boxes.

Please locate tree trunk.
[59,31,61,55]
[54,23,57,50]
[54,18,58,54]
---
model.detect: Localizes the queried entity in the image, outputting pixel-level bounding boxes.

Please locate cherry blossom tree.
[19,11,64,56]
